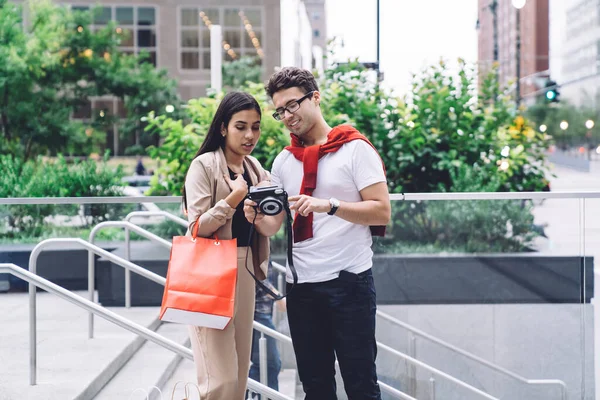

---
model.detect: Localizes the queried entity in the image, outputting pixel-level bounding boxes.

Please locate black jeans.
[286,268,381,400]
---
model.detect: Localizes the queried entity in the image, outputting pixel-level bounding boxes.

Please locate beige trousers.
[188,247,256,400]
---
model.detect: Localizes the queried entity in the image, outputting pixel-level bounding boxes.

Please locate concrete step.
[94,322,189,400]
[0,290,160,400]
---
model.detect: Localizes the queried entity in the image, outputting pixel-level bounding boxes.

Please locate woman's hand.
[224,174,248,208]
[226,173,248,196]
[243,199,266,224]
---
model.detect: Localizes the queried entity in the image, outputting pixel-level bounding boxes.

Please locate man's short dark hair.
[265,67,319,98]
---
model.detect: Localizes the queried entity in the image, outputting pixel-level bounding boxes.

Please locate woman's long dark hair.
[182,91,262,212]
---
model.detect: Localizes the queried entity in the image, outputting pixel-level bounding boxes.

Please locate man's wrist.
[327,197,340,215]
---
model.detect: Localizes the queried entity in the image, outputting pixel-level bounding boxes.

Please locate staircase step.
[0,290,160,400]
[93,322,189,400]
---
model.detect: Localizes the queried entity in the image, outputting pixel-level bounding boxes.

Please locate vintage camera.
[247,185,288,216]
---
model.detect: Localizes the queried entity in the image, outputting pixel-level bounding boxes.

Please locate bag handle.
[190,219,220,245]
[170,381,201,399]
[129,386,164,400]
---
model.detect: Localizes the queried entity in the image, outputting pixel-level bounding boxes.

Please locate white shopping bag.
[169,381,201,399]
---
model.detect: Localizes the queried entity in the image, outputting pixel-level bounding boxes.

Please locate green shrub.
[0,153,126,236]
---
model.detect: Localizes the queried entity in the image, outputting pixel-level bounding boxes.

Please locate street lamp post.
[477,1,499,96]
[512,0,526,108]
[377,0,380,73]
[491,0,498,65]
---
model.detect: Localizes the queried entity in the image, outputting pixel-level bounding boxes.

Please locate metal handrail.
[2,263,290,400]
[271,262,568,400]
[89,221,172,310]
[376,311,568,399]
[29,238,166,344]
[125,210,188,227]
[0,196,181,205]
[5,190,600,206]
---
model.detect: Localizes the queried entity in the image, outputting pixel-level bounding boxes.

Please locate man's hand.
[243,199,266,224]
[289,195,330,217]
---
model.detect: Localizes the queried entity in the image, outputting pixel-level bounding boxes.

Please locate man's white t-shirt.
[271,139,387,283]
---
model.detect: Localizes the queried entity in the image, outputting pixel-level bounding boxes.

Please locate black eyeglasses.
[272,91,315,121]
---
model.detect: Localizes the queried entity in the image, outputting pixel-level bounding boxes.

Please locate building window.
[314,29,320,38]
[312,11,320,20]
[71,5,158,67]
[179,7,264,71]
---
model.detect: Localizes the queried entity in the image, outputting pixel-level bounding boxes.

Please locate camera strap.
[244,202,297,300]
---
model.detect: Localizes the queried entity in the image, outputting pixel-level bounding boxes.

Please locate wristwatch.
[328,197,340,215]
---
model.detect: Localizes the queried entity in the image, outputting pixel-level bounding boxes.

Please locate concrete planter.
[0,242,116,292]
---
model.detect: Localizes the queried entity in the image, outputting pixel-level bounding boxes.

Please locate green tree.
[222,56,263,90]
[0,0,180,159]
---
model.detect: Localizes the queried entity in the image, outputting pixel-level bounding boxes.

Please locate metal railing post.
[259,333,268,386]
[88,248,95,339]
[125,227,131,308]
[88,222,172,337]
[408,332,416,396]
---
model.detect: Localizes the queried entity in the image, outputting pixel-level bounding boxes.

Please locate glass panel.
[72,100,92,119]
[224,49,237,61]
[223,30,241,48]
[147,51,157,67]
[138,7,155,26]
[137,29,156,47]
[118,29,134,47]
[94,100,114,117]
[371,198,586,399]
[199,8,219,25]
[202,51,211,70]
[71,5,89,12]
[243,9,261,27]
[251,30,262,47]
[224,8,241,27]
[116,7,133,25]
[138,50,156,66]
[201,29,211,48]
[93,7,112,25]
[181,52,199,69]
[181,8,198,26]
[181,30,199,48]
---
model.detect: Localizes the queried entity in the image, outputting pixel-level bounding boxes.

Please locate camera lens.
[259,197,283,216]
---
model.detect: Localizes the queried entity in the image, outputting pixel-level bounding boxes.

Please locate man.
[244,67,390,400]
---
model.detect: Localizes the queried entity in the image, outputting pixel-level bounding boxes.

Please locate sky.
[325,0,479,96]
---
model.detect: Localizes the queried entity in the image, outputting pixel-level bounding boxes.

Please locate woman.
[183,91,271,399]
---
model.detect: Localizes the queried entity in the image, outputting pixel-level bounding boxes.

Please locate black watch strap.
[327,198,340,215]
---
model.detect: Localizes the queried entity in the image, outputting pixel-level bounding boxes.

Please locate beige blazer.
[184,147,270,280]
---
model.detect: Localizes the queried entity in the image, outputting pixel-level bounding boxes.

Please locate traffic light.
[544,79,560,103]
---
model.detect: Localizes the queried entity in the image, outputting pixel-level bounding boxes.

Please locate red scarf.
[285,125,387,243]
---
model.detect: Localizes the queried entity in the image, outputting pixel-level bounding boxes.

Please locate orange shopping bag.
[159,222,238,330]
